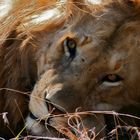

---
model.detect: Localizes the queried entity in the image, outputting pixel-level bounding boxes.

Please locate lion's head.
[24,0,140,138]
[1,0,140,138]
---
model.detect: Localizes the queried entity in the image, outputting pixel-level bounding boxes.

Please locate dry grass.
[1,110,139,140]
[0,88,140,139]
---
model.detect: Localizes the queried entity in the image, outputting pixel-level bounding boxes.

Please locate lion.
[1,0,140,139]
[26,0,140,138]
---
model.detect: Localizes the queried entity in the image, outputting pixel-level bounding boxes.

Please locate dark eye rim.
[63,37,77,59]
[64,37,77,49]
[101,74,123,83]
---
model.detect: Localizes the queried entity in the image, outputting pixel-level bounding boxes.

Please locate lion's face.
[26,1,140,137]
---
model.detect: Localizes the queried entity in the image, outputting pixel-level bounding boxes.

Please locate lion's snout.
[45,85,84,113]
[45,99,66,115]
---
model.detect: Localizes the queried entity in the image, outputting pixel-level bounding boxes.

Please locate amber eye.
[101,74,123,87]
[63,37,77,59]
[65,37,77,48]
[102,74,123,83]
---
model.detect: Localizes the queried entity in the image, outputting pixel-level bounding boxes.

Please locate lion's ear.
[116,0,140,16]
[122,0,140,12]
[124,0,140,7]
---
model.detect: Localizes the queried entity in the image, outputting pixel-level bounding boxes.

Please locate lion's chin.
[26,115,64,137]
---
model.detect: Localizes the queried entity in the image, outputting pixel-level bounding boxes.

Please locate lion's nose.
[45,99,67,115]
[45,84,83,112]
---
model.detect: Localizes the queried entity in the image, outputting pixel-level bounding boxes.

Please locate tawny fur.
[1,0,140,138]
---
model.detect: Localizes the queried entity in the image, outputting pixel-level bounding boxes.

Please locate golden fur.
[1,0,140,138]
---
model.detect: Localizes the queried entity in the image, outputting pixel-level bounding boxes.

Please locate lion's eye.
[101,74,123,86]
[63,37,77,59]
